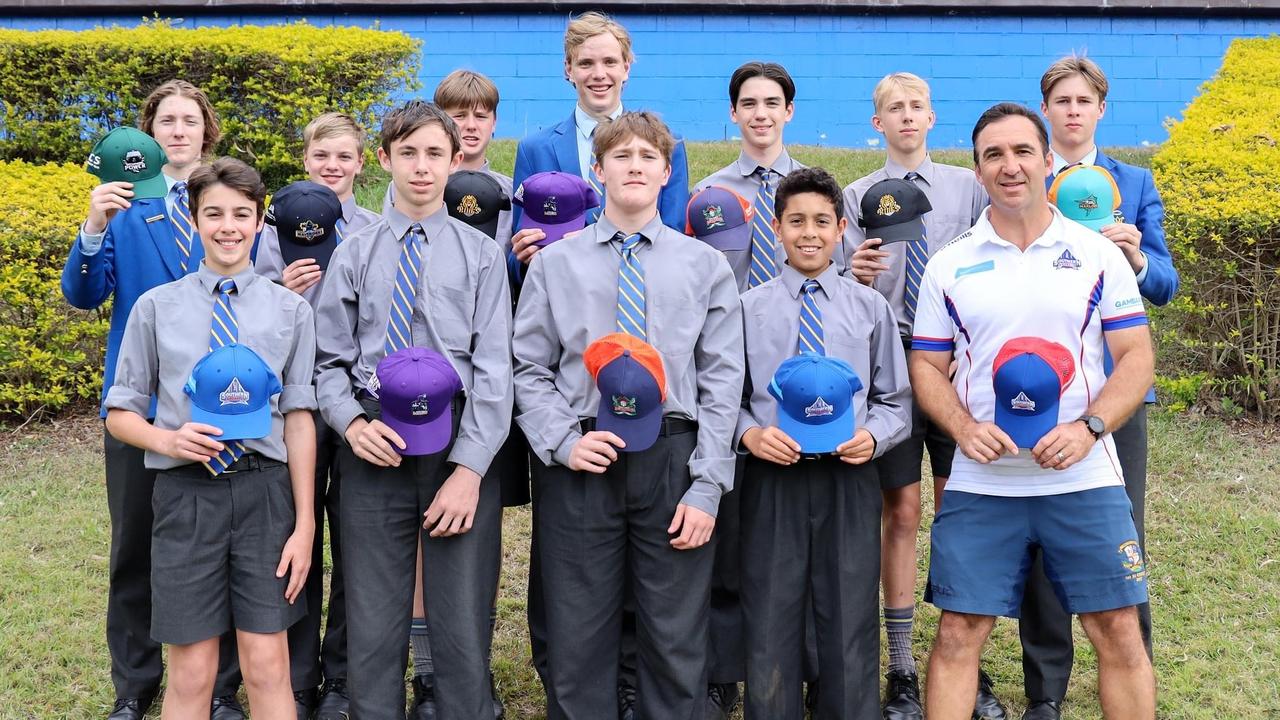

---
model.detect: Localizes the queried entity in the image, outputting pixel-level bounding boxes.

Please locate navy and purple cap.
[445,170,511,241]
[266,181,343,271]
[992,337,1076,449]
[513,171,600,246]
[184,344,283,441]
[859,177,932,245]
[583,333,668,453]
[376,347,465,456]
[685,186,754,251]
[768,354,864,454]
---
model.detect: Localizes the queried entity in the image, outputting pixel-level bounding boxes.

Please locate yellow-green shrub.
[0,161,106,417]
[0,19,420,187]
[1152,36,1280,418]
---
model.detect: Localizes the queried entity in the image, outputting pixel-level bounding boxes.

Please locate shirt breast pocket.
[825,337,874,393]
[648,292,702,358]
[429,283,475,347]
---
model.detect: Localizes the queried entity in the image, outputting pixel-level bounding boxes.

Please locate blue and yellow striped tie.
[615,232,646,339]
[748,168,779,288]
[385,223,425,355]
[903,171,928,324]
[171,182,194,274]
[204,277,246,475]
[586,151,605,224]
[335,217,347,244]
[798,278,825,355]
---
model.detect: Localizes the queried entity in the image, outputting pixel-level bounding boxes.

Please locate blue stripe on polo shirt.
[1101,312,1149,331]
[912,336,956,352]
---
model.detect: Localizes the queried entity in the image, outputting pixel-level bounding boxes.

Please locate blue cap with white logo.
[184,344,283,441]
[992,337,1076,449]
[768,354,864,454]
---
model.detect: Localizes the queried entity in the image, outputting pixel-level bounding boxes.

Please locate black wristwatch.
[1077,415,1106,439]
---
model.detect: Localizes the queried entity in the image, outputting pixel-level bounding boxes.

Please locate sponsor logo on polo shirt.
[1053,249,1082,270]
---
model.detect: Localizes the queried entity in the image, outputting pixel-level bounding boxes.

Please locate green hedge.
[0,19,420,187]
[1151,37,1280,418]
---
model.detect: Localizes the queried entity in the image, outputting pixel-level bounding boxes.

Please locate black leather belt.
[579,415,697,436]
[167,452,284,476]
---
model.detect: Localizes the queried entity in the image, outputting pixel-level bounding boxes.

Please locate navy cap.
[768,354,863,454]
[685,186,754,251]
[583,334,667,453]
[266,181,343,270]
[184,344,283,441]
[859,178,932,245]
[445,170,511,241]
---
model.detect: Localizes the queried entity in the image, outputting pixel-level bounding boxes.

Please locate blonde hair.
[872,72,932,113]
[138,79,221,157]
[1040,55,1109,102]
[564,11,634,65]
[592,111,674,168]
[434,70,500,113]
[302,112,366,155]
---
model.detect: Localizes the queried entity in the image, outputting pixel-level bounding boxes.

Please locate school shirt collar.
[781,261,839,300]
[1051,146,1098,175]
[575,104,624,143]
[196,260,259,294]
[883,155,937,186]
[340,196,360,224]
[976,204,1070,250]
[592,212,665,245]
[734,147,795,178]
[385,202,450,242]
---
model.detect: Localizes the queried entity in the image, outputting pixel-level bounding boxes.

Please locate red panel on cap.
[993,336,1076,390]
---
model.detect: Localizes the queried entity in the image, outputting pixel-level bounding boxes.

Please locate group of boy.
[64,8,1177,720]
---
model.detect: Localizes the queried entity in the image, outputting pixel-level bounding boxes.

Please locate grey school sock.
[884,605,917,674]
[411,617,433,678]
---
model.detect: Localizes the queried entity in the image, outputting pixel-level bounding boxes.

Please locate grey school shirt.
[695,148,818,290]
[512,213,745,518]
[313,203,513,477]
[105,263,318,470]
[841,156,989,337]
[255,196,381,306]
[737,263,912,457]
[384,160,515,255]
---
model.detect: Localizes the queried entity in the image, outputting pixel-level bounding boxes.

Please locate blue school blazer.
[61,197,205,416]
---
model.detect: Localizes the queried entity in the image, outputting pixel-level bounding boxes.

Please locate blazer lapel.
[136,198,186,280]
[553,112,581,176]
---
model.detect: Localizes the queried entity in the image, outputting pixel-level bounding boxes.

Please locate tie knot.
[406,223,424,240]
[904,171,923,183]
[174,181,188,197]
[801,278,820,295]
[757,167,776,185]
[619,232,643,252]
[216,277,236,295]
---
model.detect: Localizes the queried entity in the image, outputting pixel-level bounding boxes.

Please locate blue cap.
[184,344,283,441]
[992,337,1075,449]
[594,351,664,452]
[768,354,864,454]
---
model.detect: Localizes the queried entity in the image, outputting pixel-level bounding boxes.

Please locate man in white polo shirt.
[908,102,1155,720]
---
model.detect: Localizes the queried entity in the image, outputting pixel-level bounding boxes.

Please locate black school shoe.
[411,674,438,720]
[617,680,637,720]
[1021,699,1062,720]
[882,669,924,720]
[490,671,505,719]
[107,697,152,720]
[973,669,1009,720]
[294,687,318,720]
[211,694,247,720]
[707,682,741,719]
[314,678,349,720]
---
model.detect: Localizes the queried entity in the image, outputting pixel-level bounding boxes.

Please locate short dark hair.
[187,157,266,218]
[774,166,843,218]
[970,102,1050,164]
[380,100,461,156]
[729,61,796,106]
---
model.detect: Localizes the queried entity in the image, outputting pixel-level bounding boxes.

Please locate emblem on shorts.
[86,153,102,171]
[612,394,637,417]
[804,397,833,418]
[295,220,326,243]
[410,394,430,417]
[456,194,482,218]
[542,196,558,217]
[1052,249,1082,270]
[702,204,726,229]
[1118,540,1147,580]
[877,194,901,217]
[122,149,147,174]
[1010,391,1035,412]
[219,377,250,407]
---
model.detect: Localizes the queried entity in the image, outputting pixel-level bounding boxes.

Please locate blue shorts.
[926,486,1148,618]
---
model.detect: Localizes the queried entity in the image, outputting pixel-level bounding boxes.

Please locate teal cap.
[1048,165,1121,232]
[85,127,170,199]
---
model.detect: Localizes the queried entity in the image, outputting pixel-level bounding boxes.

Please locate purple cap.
[513,171,600,246]
[376,348,464,456]
[686,186,754,251]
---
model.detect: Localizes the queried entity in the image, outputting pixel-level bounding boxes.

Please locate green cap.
[1048,165,1121,232]
[85,127,170,199]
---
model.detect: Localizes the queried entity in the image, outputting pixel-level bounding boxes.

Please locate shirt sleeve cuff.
[79,227,106,255]
[448,437,495,478]
[1134,251,1150,284]
[550,431,582,467]
[278,385,318,414]
[678,479,723,519]
[734,416,759,455]
[103,386,150,416]
[326,398,367,441]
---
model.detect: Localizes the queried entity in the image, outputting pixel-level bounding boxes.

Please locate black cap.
[858,178,932,245]
[266,181,343,271]
[444,171,511,241]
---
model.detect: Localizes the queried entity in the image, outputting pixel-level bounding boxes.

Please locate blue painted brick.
[517,13,567,31]
[1153,17,1202,34]
[1201,56,1226,76]
[1177,35,1228,56]
[1022,17,1067,33]
[1130,33,1179,58]
[6,17,58,30]
[1157,56,1205,79]
[1111,17,1156,33]
[1108,55,1158,79]
[1065,16,1110,34]
[748,14,794,32]
[375,16,426,32]
[883,15,930,33]
[838,15,885,32]
[704,16,753,32]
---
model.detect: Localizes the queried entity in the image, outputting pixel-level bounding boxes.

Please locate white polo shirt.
[911,205,1147,497]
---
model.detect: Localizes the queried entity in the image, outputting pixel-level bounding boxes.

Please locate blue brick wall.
[4,11,1278,148]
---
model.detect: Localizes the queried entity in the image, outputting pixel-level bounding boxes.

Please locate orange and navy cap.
[583,333,667,452]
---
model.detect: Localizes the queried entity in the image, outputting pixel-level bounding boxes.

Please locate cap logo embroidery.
[410,394,430,417]
[122,150,147,174]
[1053,249,1082,270]
[295,220,326,242]
[219,377,251,407]
[457,194,482,217]
[86,153,102,171]
[1076,193,1099,215]
[543,196,558,217]
[1011,391,1035,411]
[611,394,637,417]
[877,194,901,217]
[702,204,726,229]
[804,397,834,418]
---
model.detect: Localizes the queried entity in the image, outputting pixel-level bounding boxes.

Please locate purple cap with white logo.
[513,171,600,246]
[376,347,464,456]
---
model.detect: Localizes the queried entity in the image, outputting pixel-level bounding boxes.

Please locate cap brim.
[190,404,273,442]
[695,225,752,252]
[777,402,855,454]
[468,217,501,241]
[865,217,925,245]
[994,404,1059,449]
[595,397,663,453]
[1068,215,1110,232]
[382,399,455,456]
[131,174,170,200]
[523,215,588,246]
[280,236,339,272]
